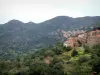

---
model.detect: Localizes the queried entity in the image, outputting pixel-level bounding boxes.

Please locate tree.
[78,55,90,63]
[63,46,72,52]
[70,64,92,75]
[71,50,78,57]
[44,50,55,57]
[66,55,71,62]
[84,45,91,54]
[28,60,49,75]
[92,44,100,57]
[53,48,63,55]
[90,44,100,74]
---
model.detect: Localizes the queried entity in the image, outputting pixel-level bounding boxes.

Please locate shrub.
[84,46,91,54]
[53,48,63,55]
[63,46,72,52]
[78,55,90,63]
[44,50,55,57]
[66,55,71,61]
[71,50,78,57]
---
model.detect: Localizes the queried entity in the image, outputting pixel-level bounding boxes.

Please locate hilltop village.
[63,27,100,48]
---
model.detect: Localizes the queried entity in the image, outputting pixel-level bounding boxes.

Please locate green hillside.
[0,43,100,75]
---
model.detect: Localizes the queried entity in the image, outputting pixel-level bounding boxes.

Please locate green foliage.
[92,57,100,74]
[53,48,63,55]
[29,61,48,75]
[44,50,55,57]
[66,55,71,61]
[0,43,100,75]
[51,57,63,65]
[63,46,72,52]
[84,45,91,54]
[78,55,90,63]
[71,50,78,57]
[90,44,100,74]
[69,64,92,75]
[92,44,100,57]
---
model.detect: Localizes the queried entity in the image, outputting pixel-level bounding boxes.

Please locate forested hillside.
[0,16,100,59]
[0,43,100,75]
[0,16,100,74]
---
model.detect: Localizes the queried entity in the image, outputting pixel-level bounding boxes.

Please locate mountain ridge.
[1,16,100,25]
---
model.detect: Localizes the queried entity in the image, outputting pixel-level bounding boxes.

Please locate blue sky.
[0,0,100,24]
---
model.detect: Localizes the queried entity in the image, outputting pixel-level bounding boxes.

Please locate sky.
[0,0,100,24]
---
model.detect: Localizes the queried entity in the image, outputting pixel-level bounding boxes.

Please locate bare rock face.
[86,29,100,45]
[64,28,100,48]
[81,28,100,46]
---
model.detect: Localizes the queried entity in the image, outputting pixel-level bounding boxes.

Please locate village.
[63,27,100,48]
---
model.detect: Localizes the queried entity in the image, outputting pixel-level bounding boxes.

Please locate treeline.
[0,43,100,75]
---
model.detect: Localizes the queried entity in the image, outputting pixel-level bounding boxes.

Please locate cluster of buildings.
[64,27,100,48]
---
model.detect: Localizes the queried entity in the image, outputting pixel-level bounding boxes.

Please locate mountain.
[0,16,100,58]
[39,16,100,31]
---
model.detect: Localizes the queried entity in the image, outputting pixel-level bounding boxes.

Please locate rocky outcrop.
[85,28,100,45]
[64,27,100,48]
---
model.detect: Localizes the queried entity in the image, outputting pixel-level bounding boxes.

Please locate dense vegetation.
[0,43,100,75]
[0,16,100,58]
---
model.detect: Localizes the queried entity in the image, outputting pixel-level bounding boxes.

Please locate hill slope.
[0,16,100,57]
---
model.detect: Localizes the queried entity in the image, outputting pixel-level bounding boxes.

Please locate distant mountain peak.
[6,19,24,24]
[26,21,36,25]
[55,16,72,18]
[52,16,73,20]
